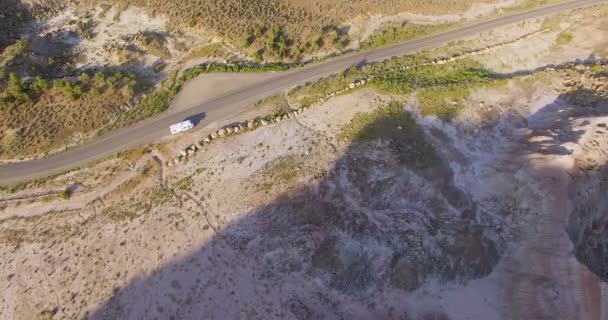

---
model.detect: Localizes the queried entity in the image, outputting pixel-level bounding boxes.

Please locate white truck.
[170,120,194,135]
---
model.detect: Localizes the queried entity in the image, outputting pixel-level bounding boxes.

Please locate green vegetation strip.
[361,22,454,50]
[370,59,490,95]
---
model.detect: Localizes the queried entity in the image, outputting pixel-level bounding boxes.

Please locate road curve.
[0,0,605,185]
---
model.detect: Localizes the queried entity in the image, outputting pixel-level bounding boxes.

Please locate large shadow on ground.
[89,67,608,320]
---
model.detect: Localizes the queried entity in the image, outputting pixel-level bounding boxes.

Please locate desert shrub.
[54,80,83,100]
[1,72,30,103]
[136,31,171,59]
[61,187,72,200]
[94,72,105,84]
[591,64,604,73]
[555,31,574,46]
[106,73,121,89]
[79,72,91,83]
[175,176,193,190]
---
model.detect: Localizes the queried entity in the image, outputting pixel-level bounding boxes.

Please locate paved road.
[0,0,605,185]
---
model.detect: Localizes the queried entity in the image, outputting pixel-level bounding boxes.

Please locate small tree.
[94,72,105,84]
[61,187,72,200]
[6,72,29,102]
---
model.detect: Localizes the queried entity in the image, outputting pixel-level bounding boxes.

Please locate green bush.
[30,76,49,93]
[79,72,91,83]
[591,64,604,73]
[94,72,105,84]
[2,72,30,103]
[54,80,83,100]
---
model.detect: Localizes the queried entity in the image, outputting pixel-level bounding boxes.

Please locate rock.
[275,116,282,122]
[297,108,303,114]
[203,137,211,143]
[226,127,234,134]
[173,158,180,164]
[187,149,195,156]
[210,132,218,139]
[233,126,240,133]
[189,144,197,151]
[218,129,227,136]
[360,79,366,85]
[260,119,269,126]
[349,83,356,89]
[303,107,309,112]
[180,150,188,157]
[247,121,254,129]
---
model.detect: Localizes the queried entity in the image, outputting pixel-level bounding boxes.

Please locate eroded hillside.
[2,2,608,320]
[2,60,608,319]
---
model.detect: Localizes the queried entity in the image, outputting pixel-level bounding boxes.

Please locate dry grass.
[106,0,500,60]
[0,80,133,159]
[251,155,306,193]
